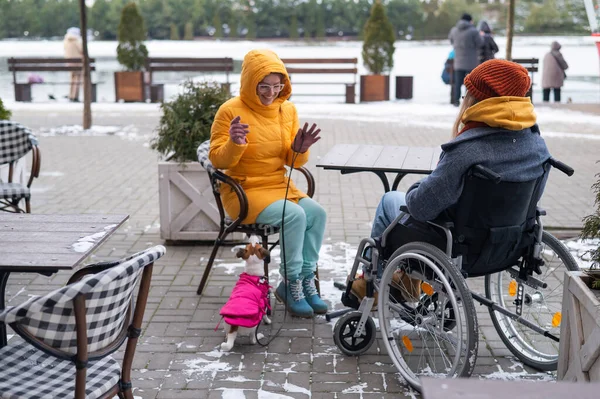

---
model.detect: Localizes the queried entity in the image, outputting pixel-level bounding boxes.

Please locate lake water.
[0,36,598,104]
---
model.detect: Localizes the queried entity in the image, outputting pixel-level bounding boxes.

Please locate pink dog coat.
[219,273,270,328]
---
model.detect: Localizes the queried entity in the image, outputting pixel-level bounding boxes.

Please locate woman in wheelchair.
[334,60,579,390]
[209,49,327,318]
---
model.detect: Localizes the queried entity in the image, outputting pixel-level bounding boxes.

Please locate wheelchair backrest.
[452,164,548,277]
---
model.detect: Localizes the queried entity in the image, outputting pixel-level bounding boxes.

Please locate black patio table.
[0,213,129,347]
[316,143,441,192]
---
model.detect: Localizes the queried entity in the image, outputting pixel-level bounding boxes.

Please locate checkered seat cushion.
[0,342,120,399]
[0,182,31,200]
[0,245,166,398]
[0,121,37,166]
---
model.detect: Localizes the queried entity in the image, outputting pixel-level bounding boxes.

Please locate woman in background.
[542,41,569,103]
[478,21,499,64]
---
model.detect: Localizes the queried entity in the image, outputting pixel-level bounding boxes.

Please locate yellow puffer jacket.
[209,49,309,224]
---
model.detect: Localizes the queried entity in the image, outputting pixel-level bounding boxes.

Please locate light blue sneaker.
[275,277,314,318]
[302,273,328,314]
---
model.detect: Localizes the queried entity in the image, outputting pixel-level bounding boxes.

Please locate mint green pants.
[255,198,326,279]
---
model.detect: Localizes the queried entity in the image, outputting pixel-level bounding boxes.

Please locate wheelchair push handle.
[549,157,574,177]
[472,165,502,184]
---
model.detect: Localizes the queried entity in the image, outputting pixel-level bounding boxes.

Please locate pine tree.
[170,23,180,40]
[290,14,299,39]
[362,0,395,74]
[116,2,148,71]
[183,22,194,40]
[582,165,600,274]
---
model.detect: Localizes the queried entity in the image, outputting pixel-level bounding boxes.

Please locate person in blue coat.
[371,59,551,253]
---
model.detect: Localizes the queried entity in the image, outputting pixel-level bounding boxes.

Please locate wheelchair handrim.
[378,251,464,389]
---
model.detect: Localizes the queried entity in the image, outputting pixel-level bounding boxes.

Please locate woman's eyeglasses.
[258,83,285,93]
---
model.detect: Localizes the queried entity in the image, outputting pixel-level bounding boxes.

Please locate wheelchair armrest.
[211,170,249,228]
[536,207,546,216]
[399,205,454,256]
[295,166,315,198]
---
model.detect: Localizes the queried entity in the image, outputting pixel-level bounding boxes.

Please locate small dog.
[219,239,272,352]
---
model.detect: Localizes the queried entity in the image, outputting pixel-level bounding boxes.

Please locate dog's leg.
[263,314,272,325]
[221,325,238,352]
[249,327,258,345]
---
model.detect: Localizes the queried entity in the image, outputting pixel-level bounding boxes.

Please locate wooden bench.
[145,57,234,103]
[513,58,539,101]
[281,58,358,104]
[8,57,97,102]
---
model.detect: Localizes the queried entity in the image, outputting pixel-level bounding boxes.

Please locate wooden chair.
[0,121,41,213]
[0,245,166,399]
[196,140,317,296]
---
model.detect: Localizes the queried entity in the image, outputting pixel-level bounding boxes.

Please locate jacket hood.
[478,21,491,33]
[240,49,292,117]
[461,96,537,131]
[551,41,561,51]
[456,20,472,30]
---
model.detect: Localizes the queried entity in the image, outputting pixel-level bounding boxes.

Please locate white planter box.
[557,270,600,382]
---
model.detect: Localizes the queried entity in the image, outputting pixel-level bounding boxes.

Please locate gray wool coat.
[542,41,569,89]
[448,20,483,71]
[405,125,551,222]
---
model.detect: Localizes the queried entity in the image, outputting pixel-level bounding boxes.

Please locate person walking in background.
[478,21,499,64]
[63,27,83,102]
[448,13,483,106]
[542,41,569,103]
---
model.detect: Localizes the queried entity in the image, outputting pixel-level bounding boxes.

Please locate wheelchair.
[330,158,579,391]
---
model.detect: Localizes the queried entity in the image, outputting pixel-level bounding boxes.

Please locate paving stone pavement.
[3,104,599,398]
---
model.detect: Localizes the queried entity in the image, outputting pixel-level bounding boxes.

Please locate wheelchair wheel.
[485,231,579,371]
[333,311,376,356]
[378,242,478,392]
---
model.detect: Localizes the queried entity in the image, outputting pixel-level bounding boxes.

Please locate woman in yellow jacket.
[209,49,327,318]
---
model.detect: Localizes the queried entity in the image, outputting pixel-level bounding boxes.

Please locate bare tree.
[505,0,515,61]
[79,0,92,129]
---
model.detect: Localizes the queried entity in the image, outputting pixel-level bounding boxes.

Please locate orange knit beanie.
[464,59,531,101]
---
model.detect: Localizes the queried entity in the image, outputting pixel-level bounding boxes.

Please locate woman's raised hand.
[229,116,249,145]
[292,122,321,153]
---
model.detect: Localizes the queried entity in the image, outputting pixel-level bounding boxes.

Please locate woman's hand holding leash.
[292,122,321,153]
[230,115,249,145]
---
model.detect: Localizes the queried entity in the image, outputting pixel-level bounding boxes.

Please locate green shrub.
[582,164,600,279]
[151,81,231,163]
[362,0,396,74]
[0,98,11,120]
[116,2,148,71]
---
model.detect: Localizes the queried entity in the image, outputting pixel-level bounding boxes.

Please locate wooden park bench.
[281,58,358,104]
[8,57,97,102]
[512,58,539,101]
[145,57,234,103]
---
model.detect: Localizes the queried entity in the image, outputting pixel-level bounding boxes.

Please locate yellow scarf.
[461,96,536,131]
